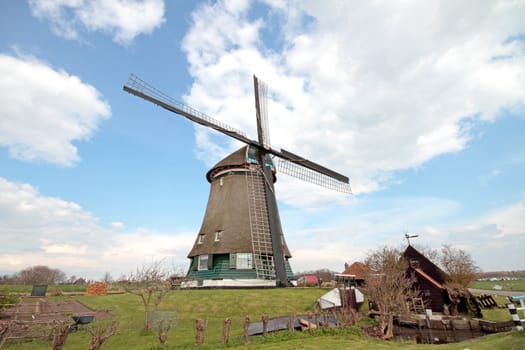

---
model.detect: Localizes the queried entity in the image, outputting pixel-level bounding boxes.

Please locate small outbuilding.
[402,245,481,316]
[402,245,448,312]
[297,275,319,286]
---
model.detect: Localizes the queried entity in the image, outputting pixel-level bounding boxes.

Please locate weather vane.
[404,231,419,246]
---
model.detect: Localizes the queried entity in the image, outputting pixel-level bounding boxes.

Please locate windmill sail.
[277,157,352,193]
[124,74,251,144]
[254,75,270,148]
[123,74,351,191]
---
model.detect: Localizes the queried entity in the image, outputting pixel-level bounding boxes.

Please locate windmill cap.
[206,146,250,182]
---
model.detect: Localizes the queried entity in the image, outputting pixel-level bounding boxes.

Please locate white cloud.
[0,54,110,166]
[478,169,501,186]
[28,0,165,45]
[407,199,525,272]
[181,0,525,206]
[284,195,525,272]
[1,174,522,276]
[110,221,125,229]
[41,240,88,254]
[0,177,192,279]
[483,197,525,237]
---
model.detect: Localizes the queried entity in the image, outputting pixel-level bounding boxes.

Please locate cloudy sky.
[1,0,524,280]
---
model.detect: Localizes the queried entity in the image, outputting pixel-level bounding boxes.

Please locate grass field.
[470,279,525,292]
[2,287,525,349]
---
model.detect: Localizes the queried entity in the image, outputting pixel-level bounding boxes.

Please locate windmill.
[123,74,351,287]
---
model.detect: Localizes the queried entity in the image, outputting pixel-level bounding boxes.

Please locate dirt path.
[468,288,525,297]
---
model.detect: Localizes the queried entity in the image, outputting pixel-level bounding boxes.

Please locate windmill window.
[229,253,253,269]
[236,253,253,269]
[198,234,205,244]
[214,230,223,242]
[198,255,209,270]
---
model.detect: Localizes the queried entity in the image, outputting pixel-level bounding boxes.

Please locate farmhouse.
[342,261,370,286]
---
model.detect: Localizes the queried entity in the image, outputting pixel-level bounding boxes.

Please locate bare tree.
[15,266,66,285]
[51,321,71,350]
[362,246,418,340]
[439,244,479,288]
[157,319,172,345]
[87,320,119,350]
[101,272,113,284]
[0,320,13,348]
[125,261,172,331]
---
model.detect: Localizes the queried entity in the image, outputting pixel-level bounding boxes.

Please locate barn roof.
[414,268,445,289]
[402,245,448,284]
[298,275,319,284]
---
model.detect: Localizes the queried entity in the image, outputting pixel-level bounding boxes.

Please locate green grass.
[0,284,88,294]
[0,283,130,295]
[467,279,525,321]
[2,287,524,349]
[0,285,34,294]
[470,279,525,292]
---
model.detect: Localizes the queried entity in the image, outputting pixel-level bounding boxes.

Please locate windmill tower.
[123,74,351,287]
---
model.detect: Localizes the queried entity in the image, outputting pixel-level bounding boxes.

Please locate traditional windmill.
[123,74,351,287]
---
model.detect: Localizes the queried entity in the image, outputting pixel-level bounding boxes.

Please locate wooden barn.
[402,245,449,312]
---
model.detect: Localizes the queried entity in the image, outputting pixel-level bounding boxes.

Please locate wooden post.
[222,318,231,345]
[243,316,250,346]
[507,303,524,331]
[307,312,312,332]
[262,314,269,336]
[195,319,205,346]
[287,315,294,332]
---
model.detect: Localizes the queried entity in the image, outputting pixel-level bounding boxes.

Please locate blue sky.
[1,0,524,280]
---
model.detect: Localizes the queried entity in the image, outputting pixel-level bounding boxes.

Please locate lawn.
[470,279,525,293]
[2,287,525,349]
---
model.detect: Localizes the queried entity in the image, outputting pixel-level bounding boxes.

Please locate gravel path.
[469,288,525,297]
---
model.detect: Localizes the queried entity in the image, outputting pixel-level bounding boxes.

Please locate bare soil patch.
[1,298,110,341]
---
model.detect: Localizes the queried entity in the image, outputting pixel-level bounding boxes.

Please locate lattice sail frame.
[125,74,248,138]
[277,157,353,194]
[255,77,270,148]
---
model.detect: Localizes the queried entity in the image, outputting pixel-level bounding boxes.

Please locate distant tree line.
[0,265,118,285]
[477,270,525,279]
[0,265,67,285]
